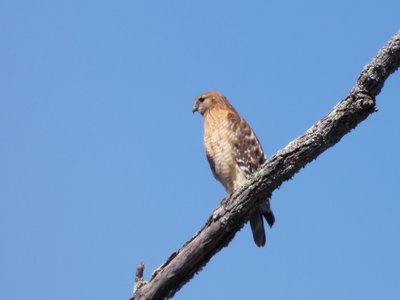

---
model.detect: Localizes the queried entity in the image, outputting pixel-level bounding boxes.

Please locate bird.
[192,91,275,247]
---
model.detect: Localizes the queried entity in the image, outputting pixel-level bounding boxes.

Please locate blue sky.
[1,1,399,299]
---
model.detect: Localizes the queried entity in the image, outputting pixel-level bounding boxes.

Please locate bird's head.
[192,91,232,115]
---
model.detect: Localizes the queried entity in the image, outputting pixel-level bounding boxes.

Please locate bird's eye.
[198,97,205,103]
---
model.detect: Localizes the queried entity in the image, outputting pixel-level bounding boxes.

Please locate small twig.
[133,262,146,293]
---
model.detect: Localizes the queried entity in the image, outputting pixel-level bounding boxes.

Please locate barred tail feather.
[261,198,275,227]
[249,211,266,247]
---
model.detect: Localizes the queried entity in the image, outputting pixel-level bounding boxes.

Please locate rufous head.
[192,91,232,116]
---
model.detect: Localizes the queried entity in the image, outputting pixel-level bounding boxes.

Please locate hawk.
[193,91,275,247]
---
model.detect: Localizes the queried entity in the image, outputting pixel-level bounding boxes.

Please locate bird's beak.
[192,105,198,113]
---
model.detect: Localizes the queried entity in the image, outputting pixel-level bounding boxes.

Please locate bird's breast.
[203,111,238,192]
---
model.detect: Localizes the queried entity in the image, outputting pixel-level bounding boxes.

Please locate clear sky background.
[1,1,399,299]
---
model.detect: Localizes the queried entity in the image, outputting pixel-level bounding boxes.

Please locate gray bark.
[132,31,400,300]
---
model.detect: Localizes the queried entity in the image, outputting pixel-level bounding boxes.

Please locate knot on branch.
[353,92,377,112]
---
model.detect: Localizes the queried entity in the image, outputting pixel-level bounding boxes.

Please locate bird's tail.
[249,198,275,247]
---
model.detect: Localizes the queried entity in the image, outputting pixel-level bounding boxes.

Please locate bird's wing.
[227,112,266,176]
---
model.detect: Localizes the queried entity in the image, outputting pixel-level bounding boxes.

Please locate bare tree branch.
[132,31,400,300]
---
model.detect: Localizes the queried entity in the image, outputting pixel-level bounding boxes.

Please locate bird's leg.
[212,193,232,220]
[220,193,232,206]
